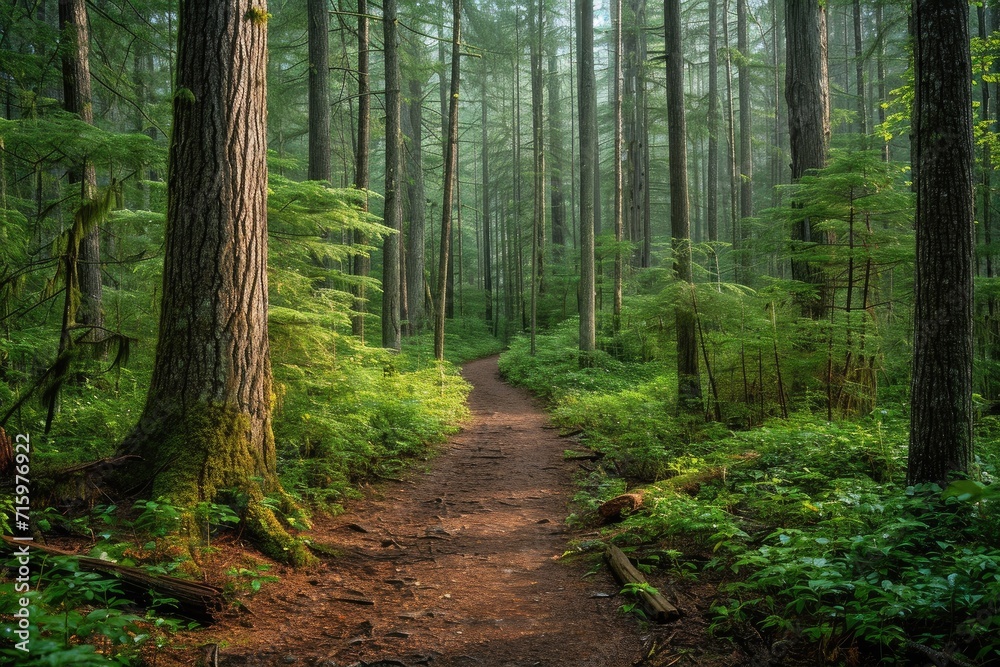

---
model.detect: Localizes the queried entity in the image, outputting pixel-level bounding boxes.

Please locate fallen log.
[2,535,225,624]
[604,545,680,623]
[598,492,643,521]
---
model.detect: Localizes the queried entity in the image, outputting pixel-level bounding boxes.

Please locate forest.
[0,0,999,665]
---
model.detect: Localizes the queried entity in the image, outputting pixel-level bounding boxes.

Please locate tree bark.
[612,0,623,326]
[59,0,103,349]
[707,0,719,247]
[434,0,461,361]
[577,0,597,358]
[908,0,975,485]
[852,0,866,135]
[307,0,331,182]
[786,0,830,317]
[115,0,307,564]
[352,0,370,339]
[382,0,402,350]
[665,0,701,408]
[548,54,567,261]
[737,0,752,260]
[481,63,494,332]
[529,0,545,353]
[405,74,426,335]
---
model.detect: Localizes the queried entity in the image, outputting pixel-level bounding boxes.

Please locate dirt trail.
[207,355,647,667]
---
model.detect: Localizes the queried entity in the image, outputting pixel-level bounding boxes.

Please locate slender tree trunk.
[308,0,331,181]
[612,0,623,325]
[352,0,370,339]
[723,0,739,280]
[434,0,461,360]
[59,0,102,350]
[382,0,402,350]
[481,64,494,331]
[548,53,567,261]
[665,0,701,407]
[876,3,888,162]
[578,0,597,358]
[908,0,975,485]
[737,0,752,277]
[853,0,866,135]
[707,0,719,248]
[405,74,426,335]
[529,0,545,353]
[786,0,831,318]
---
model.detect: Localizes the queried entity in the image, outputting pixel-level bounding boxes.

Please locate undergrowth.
[500,329,1000,666]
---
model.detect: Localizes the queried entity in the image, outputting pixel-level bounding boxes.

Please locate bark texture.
[404,75,426,335]
[577,0,597,357]
[59,0,103,343]
[908,0,975,485]
[116,0,307,563]
[665,0,701,407]
[786,0,830,316]
[307,0,331,182]
[382,0,402,350]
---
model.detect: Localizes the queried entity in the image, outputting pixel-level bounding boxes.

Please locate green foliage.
[0,554,183,666]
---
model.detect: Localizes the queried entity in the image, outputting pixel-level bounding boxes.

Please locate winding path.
[209,355,646,667]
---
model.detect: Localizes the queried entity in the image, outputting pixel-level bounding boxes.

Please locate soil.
[162,356,743,667]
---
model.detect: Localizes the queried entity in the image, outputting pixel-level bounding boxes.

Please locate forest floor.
[164,356,741,667]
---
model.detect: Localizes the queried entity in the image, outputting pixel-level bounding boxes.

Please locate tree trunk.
[115,0,307,564]
[737,0,752,228]
[876,3,888,162]
[59,0,103,349]
[352,0,370,339]
[665,0,701,408]
[612,0,623,325]
[853,0,866,135]
[548,54,567,261]
[786,0,830,317]
[707,0,719,248]
[307,0,331,182]
[577,0,597,358]
[481,64,494,332]
[405,74,426,335]
[529,0,545,353]
[382,0,402,350]
[908,0,975,485]
[434,0,461,361]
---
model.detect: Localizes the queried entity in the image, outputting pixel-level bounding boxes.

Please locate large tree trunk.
[786,0,830,317]
[352,0,370,339]
[434,0,461,360]
[382,0,402,350]
[307,0,331,181]
[405,74,426,335]
[853,0,866,135]
[577,0,597,359]
[908,0,974,485]
[115,0,306,564]
[59,0,103,350]
[665,0,701,408]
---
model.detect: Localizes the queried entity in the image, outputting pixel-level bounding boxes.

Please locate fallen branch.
[2,535,224,624]
[604,545,680,623]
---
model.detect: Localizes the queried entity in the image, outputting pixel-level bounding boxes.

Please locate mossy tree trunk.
[59,0,103,353]
[115,0,308,565]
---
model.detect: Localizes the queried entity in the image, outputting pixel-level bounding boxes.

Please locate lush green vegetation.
[500,323,1000,665]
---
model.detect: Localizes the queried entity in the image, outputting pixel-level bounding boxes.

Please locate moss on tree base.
[115,401,315,566]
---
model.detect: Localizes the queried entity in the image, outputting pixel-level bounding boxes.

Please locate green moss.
[120,401,311,565]
[246,7,272,25]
